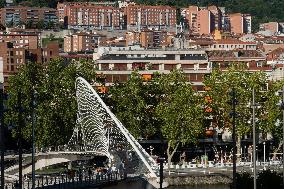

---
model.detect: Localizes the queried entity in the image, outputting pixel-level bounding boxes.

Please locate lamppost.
[0,83,4,189]
[251,88,258,189]
[282,85,284,189]
[17,91,23,189]
[229,88,237,189]
[157,157,165,189]
[263,141,266,169]
[31,90,36,189]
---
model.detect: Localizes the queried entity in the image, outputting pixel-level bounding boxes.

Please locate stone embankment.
[165,174,231,186]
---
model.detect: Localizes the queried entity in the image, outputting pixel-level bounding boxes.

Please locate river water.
[102,179,229,189]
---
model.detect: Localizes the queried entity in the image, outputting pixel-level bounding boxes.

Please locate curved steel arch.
[68,77,159,178]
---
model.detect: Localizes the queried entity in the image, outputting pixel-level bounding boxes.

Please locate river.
[102,178,229,189]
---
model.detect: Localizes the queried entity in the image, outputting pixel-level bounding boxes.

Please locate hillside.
[1,0,284,31]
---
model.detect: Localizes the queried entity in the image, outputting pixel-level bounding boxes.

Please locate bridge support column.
[68,162,72,170]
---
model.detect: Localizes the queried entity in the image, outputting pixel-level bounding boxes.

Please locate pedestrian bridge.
[4,77,167,188]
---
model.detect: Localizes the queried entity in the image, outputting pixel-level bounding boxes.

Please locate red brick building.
[125,4,176,30]
[0,41,59,87]
[229,13,251,34]
[185,6,216,35]
[58,2,121,29]
[0,33,40,49]
[0,6,58,27]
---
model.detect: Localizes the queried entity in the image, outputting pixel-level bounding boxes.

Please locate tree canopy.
[6,58,96,148]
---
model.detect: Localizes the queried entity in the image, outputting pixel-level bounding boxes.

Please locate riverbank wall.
[165,173,232,186]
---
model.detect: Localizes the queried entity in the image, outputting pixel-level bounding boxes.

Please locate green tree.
[109,71,159,139]
[203,64,268,159]
[6,58,96,148]
[36,20,45,29]
[26,20,34,29]
[0,0,5,8]
[264,79,284,157]
[156,70,204,167]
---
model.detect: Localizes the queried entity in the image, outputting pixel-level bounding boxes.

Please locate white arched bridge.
[3,77,166,188]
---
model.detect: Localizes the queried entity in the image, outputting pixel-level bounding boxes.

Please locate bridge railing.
[3,171,120,189]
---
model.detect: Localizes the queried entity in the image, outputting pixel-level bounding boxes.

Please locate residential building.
[125,4,176,30]
[94,46,209,90]
[64,32,103,52]
[184,6,219,35]
[58,3,121,29]
[0,6,58,27]
[259,22,283,34]
[207,6,222,31]
[229,13,251,34]
[0,41,59,87]
[125,31,140,46]
[0,33,40,49]
[209,39,257,51]
[125,29,171,48]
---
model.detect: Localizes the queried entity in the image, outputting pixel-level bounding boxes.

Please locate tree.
[109,71,160,139]
[6,58,96,148]
[156,70,204,167]
[264,79,284,157]
[203,64,268,160]
[36,20,45,30]
[26,20,34,29]
[0,0,5,8]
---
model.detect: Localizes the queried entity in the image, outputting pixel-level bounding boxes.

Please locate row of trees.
[108,64,284,164]
[5,59,284,165]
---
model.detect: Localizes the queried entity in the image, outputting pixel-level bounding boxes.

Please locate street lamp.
[229,88,237,189]
[0,83,4,189]
[157,157,165,189]
[17,91,24,189]
[251,88,262,189]
[263,141,266,169]
[31,90,36,189]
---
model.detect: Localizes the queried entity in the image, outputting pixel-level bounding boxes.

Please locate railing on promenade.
[3,171,120,189]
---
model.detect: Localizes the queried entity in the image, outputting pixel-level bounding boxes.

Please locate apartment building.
[207,6,222,31]
[94,46,209,89]
[125,29,171,48]
[59,3,121,29]
[64,32,103,52]
[209,39,257,51]
[0,6,58,27]
[259,22,284,34]
[0,41,59,87]
[184,6,218,35]
[184,6,251,35]
[125,4,176,30]
[229,13,251,34]
[57,1,117,23]
[0,33,40,49]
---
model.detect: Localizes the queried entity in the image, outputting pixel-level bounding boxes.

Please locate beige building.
[64,32,103,52]
[259,22,282,34]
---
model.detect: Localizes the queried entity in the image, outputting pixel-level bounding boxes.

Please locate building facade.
[0,33,40,49]
[58,2,121,29]
[125,5,176,30]
[229,13,251,34]
[0,6,58,27]
[0,41,59,87]
[185,6,219,35]
[94,46,209,90]
[64,32,102,52]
